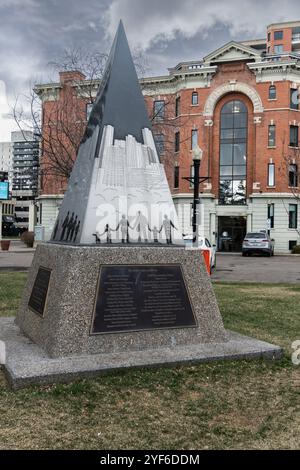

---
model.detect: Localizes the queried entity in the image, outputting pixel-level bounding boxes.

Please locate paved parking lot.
[1,245,299,283]
[0,241,34,271]
[212,253,300,283]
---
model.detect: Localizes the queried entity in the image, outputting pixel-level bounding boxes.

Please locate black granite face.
[28,267,51,316]
[83,20,151,149]
[91,264,197,334]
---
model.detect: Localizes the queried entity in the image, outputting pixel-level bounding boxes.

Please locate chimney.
[59,70,86,84]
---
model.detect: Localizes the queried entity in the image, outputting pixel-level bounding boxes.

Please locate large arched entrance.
[211,92,254,252]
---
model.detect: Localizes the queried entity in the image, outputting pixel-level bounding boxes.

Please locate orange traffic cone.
[201,249,211,276]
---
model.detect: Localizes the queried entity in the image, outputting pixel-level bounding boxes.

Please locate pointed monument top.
[83,19,151,148]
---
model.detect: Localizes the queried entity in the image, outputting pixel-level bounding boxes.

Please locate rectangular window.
[86,103,93,120]
[289,204,298,229]
[192,92,198,105]
[267,203,275,228]
[174,166,179,188]
[290,125,299,147]
[154,134,165,156]
[289,240,297,251]
[191,129,198,150]
[274,30,283,40]
[153,100,165,120]
[175,131,180,152]
[268,125,276,147]
[290,89,299,110]
[269,86,276,100]
[268,163,275,186]
[289,164,298,187]
[175,96,180,117]
[268,32,271,42]
[274,44,283,53]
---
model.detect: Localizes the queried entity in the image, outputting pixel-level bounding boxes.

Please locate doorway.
[218,216,247,252]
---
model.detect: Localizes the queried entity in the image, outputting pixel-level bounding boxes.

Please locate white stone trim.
[203,82,264,116]
[254,116,262,124]
[203,41,261,65]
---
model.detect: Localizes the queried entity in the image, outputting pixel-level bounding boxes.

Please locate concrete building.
[11,130,39,232]
[35,20,300,252]
[0,141,13,188]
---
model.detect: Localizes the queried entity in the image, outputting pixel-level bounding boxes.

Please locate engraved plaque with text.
[28,267,51,316]
[91,264,196,334]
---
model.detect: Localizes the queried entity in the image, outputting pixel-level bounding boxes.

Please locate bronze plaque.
[91,264,196,334]
[28,267,51,316]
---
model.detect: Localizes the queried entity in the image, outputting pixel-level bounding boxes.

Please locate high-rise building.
[0,141,13,188]
[11,130,39,231]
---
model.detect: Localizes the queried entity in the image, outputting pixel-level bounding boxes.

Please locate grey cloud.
[105,0,300,49]
[1,0,300,101]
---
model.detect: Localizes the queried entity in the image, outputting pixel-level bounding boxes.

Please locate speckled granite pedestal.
[0,243,282,388]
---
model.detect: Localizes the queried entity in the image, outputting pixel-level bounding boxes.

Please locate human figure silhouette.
[68,215,78,241]
[98,224,113,243]
[65,212,75,242]
[133,211,148,243]
[116,215,131,243]
[60,211,70,241]
[73,220,80,243]
[160,215,177,244]
[53,219,59,240]
[148,225,161,243]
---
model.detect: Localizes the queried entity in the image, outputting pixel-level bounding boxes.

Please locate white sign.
[266,218,271,230]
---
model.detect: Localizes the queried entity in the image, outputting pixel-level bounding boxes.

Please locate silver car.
[242,232,275,257]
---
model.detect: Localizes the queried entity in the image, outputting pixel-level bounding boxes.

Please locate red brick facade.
[36,20,300,251]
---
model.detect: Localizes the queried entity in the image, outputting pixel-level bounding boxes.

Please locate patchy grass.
[0,272,27,317]
[214,282,300,350]
[0,274,299,450]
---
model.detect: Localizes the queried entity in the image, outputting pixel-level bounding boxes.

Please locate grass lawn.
[0,272,299,450]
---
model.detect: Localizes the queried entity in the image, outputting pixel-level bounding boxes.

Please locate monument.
[0,22,281,388]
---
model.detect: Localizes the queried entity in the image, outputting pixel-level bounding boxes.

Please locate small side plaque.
[91,264,196,334]
[28,267,51,316]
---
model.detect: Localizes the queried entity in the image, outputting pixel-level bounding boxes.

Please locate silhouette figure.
[160,214,177,244]
[68,215,78,242]
[133,211,148,242]
[97,224,114,243]
[53,219,59,240]
[116,215,131,243]
[73,221,80,243]
[65,212,75,242]
[60,211,70,241]
[148,225,161,243]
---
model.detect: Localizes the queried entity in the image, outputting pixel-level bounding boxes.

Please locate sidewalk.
[0,240,35,270]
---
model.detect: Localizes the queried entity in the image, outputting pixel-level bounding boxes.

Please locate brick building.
[35,20,300,252]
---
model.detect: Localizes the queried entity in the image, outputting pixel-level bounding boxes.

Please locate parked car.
[183,235,216,268]
[1,215,20,237]
[242,232,275,257]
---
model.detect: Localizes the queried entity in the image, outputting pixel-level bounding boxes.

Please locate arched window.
[192,91,198,105]
[219,100,247,205]
[269,85,276,100]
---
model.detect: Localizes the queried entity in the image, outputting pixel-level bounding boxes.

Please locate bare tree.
[279,137,300,238]
[12,47,193,193]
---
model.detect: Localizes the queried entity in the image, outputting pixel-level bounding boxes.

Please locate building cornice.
[250,192,298,198]
[203,41,262,65]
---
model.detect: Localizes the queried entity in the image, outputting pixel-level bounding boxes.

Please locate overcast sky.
[1,0,300,140]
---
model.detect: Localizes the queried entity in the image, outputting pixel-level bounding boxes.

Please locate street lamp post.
[182,145,210,246]
[191,146,202,244]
